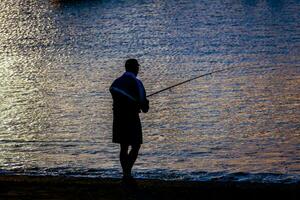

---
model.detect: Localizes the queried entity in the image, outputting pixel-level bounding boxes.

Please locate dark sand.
[0,175,299,200]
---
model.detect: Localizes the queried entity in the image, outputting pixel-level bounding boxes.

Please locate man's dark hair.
[125,59,139,73]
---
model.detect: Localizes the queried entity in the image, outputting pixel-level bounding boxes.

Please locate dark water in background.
[0,0,299,183]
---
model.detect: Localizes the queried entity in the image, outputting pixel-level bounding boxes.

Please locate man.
[109,59,149,180]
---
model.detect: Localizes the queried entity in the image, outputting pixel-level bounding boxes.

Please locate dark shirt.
[110,72,149,113]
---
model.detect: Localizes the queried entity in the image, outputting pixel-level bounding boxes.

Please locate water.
[0,0,299,183]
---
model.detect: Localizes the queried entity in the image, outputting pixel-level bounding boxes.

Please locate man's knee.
[120,144,129,155]
[131,144,141,153]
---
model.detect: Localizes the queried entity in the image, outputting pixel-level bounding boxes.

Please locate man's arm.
[136,79,149,113]
[141,99,149,113]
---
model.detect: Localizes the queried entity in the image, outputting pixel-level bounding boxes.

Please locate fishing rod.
[146,65,240,98]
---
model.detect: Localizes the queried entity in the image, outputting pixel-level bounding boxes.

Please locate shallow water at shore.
[0,0,299,182]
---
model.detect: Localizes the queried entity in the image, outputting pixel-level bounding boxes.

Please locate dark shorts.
[112,113,142,144]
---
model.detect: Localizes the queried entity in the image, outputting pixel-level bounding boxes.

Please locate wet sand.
[0,175,299,200]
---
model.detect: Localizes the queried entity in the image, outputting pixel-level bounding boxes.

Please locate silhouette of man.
[109,59,149,180]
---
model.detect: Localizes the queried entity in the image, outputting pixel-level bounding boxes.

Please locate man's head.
[125,59,139,76]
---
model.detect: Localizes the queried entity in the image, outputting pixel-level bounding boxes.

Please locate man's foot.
[122,174,133,181]
[122,175,137,186]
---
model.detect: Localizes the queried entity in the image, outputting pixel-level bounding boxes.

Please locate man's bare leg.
[120,144,141,179]
[128,144,140,175]
[120,144,130,178]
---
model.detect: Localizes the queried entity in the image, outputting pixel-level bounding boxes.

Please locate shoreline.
[0,175,299,199]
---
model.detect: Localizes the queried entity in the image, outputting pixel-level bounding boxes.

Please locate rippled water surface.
[0,0,299,182]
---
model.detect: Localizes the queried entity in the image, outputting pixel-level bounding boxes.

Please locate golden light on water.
[0,0,299,180]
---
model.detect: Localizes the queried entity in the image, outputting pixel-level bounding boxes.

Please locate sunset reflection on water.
[0,0,299,181]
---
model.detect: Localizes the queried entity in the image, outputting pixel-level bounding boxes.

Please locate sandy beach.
[0,175,299,200]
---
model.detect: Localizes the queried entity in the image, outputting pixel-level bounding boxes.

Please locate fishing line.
[146,65,240,98]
